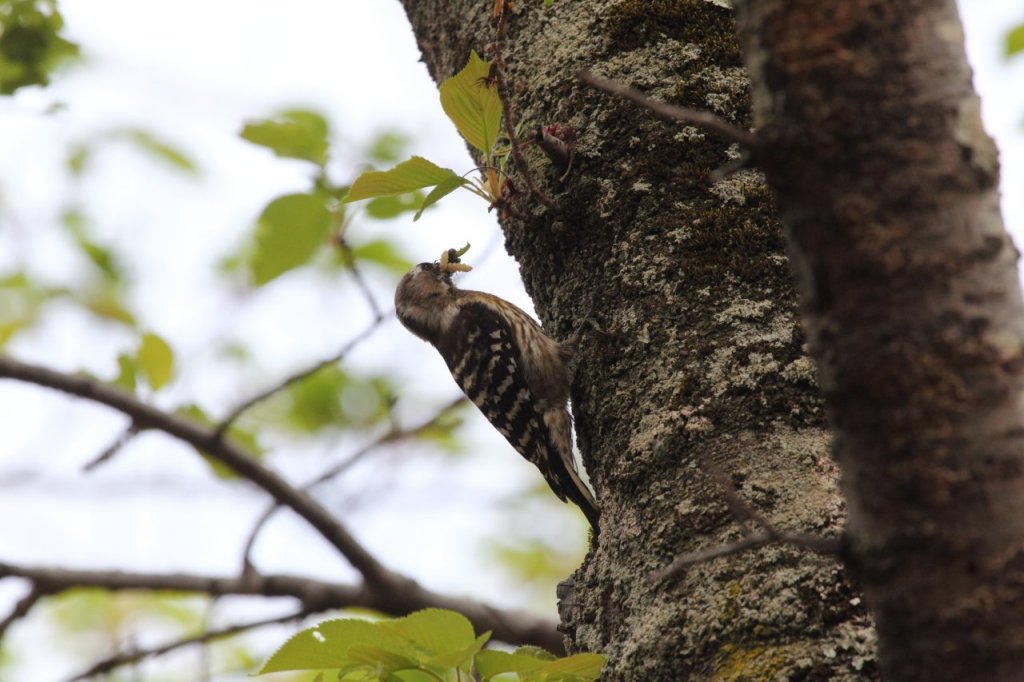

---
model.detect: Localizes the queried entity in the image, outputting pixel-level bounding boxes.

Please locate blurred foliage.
[486,480,588,605]
[1006,23,1024,58]
[0,0,79,94]
[0,13,589,681]
[229,109,419,285]
[177,403,266,477]
[67,127,200,178]
[241,109,330,166]
[249,190,338,285]
[259,608,604,681]
[257,365,393,436]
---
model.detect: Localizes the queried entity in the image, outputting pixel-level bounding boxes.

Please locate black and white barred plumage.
[395,262,599,528]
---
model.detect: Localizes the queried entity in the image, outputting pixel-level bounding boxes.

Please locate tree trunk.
[401,1,874,679]
[733,1,1024,679]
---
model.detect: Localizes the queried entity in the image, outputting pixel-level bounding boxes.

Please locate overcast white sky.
[0,2,1022,680]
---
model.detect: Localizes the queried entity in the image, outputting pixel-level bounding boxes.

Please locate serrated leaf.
[241,109,329,165]
[250,191,334,285]
[513,646,558,662]
[116,129,198,175]
[413,175,468,221]
[259,619,384,673]
[344,156,459,203]
[349,239,412,275]
[439,51,502,155]
[138,332,174,390]
[1007,24,1024,58]
[381,609,478,662]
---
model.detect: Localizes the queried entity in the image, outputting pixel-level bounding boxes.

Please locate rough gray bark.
[734,1,1024,679]
[401,1,874,679]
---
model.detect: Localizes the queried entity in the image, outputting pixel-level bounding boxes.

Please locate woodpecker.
[394,261,600,529]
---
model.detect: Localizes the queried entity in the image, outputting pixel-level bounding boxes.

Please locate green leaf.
[241,109,329,165]
[367,132,410,163]
[439,50,502,155]
[349,239,412,275]
[62,209,123,282]
[380,609,480,664]
[137,332,174,390]
[80,291,136,326]
[112,353,137,392]
[512,646,558,662]
[1007,24,1024,58]
[475,650,548,679]
[0,0,80,95]
[250,191,334,285]
[537,652,606,680]
[365,193,425,220]
[260,619,384,673]
[66,143,90,176]
[344,156,460,203]
[413,175,469,221]
[346,644,417,670]
[273,365,348,433]
[116,129,199,175]
[427,632,490,669]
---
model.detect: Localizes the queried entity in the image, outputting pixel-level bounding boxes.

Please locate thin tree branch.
[82,422,141,472]
[648,530,840,583]
[213,314,390,439]
[345,256,386,322]
[0,584,43,639]
[65,607,315,682]
[648,462,842,582]
[578,71,760,151]
[0,561,563,652]
[0,354,398,593]
[240,396,466,573]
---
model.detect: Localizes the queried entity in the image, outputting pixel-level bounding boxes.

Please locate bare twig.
[0,560,563,652]
[240,396,466,573]
[493,9,556,210]
[65,607,315,682]
[648,461,842,582]
[82,423,141,472]
[0,584,43,639]
[578,71,759,151]
[0,355,398,593]
[648,530,840,583]
[213,315,390,439]
[335,237,386,322]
